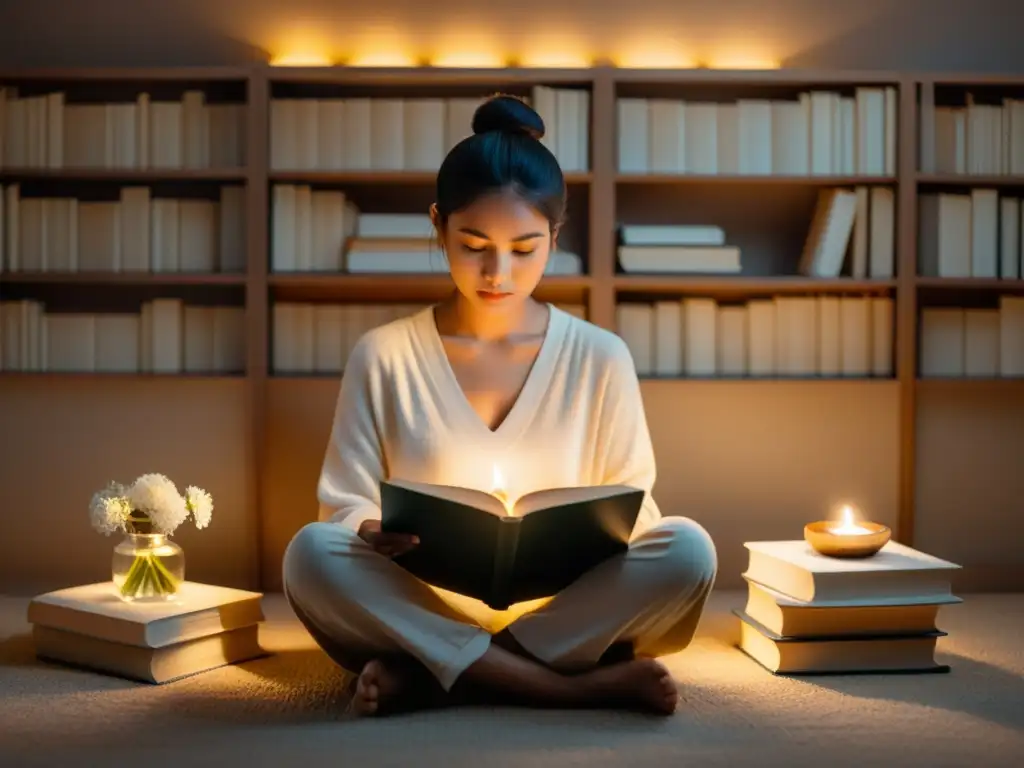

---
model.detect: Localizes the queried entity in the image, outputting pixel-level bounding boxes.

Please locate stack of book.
[735,540,962,675]
[27,581,267,684]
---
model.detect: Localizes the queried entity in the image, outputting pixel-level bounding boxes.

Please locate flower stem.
[119,551,179,600]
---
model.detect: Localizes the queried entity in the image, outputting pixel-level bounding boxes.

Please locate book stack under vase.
[27,581,267,684]
[735,540,963,675]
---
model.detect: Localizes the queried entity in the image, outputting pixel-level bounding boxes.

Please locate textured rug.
[1,591,1021,768]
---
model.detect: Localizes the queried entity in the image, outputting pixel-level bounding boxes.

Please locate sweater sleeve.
[595,337,663,536]
[316,334,388,532]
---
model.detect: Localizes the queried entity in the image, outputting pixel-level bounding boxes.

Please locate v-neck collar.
[414,303,566,446]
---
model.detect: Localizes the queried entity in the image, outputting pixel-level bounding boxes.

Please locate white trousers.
[282,516,718,692]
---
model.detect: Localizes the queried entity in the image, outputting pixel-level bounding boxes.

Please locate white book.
[870,297,894,376]
[737,99,772,175]
[920,308,965,377]
[94,314,140,373]
[647,100,684,174]
[868,187,895,278]
[839,297,871,376]
[999,197,1020,279]
[343,99,372,170]
[817,296,841,376]
[178,200,216,272]
[746,299,776,376]
[44,314,96,372]
[370,99,404,170]
[615,303,654,375]
[619,224,725,247]
[716,305,747,375]
[404,99,446,171]
[149,298,183,373]
[963,309,1000,377]
[683,298,717,376]
[317,99,346,170]
[771,99,809,175]
[313,305,345,373]
[970,189,999,277]
[184,306,217,373]
[742,540,960,604]
[652,301,683,376]
[119,187,151,271]
[617,98,648,173]
[684,103,717,174]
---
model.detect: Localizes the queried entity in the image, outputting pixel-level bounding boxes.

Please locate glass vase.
[112,533,185,602]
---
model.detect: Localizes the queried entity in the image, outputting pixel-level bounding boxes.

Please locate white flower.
[185,486,213,529]
[127,473,188,535]
[89,482,130,536]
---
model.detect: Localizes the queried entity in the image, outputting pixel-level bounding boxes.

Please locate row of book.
[272,301,588,374]
[920,298,1024,378]
[921,95,1024,176]
[0,88,246,170]
[270,195,584,274]
[617,296,894,378]
[737,539,961,675]
[617,88,897,177]
[0,299,246,374]
[616,187,897,280]
[919,191,1024,279]
[0,184,246,274]
[270,86,589,173]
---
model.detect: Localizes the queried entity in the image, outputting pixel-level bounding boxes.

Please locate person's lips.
[477,290,513,301]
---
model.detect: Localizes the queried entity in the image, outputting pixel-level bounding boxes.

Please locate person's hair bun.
[472,94,545,140]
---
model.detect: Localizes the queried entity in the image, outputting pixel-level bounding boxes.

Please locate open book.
[380,478,644,610]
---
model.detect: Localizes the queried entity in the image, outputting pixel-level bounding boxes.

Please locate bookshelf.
[1,64,1022,594]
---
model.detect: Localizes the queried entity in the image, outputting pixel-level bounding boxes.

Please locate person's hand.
[357,519,419,558]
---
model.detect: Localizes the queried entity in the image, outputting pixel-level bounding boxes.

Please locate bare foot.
[352,658,447,716]
[580,658,679,715]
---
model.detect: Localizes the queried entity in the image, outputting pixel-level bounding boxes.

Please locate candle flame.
[491,464,514,515]
[831,504,872,535]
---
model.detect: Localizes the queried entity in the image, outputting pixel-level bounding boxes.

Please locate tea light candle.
[804,504,891,558]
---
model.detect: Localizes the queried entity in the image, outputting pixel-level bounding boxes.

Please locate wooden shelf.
[0,272,247,285]
[917,277,1024,291]
[614,276,898,295]
[917,173,1024,186]
[7,64,1024,591]
[616,174,896,186]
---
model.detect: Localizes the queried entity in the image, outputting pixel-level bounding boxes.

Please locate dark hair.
[434,93,567,232]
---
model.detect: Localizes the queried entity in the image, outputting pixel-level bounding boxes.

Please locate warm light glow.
[613,38,698,69]
[491,464,514,515]
[830,505,872,535]
[517,40,593,69]
[269,52,334,67]
[700,51,781,70]
[345,28,419,67]
[429,34,506,68]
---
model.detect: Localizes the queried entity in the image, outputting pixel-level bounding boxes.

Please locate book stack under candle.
[735,540,963,675]
[27,581,267,683]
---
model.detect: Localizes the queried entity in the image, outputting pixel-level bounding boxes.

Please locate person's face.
[432,190,557,314]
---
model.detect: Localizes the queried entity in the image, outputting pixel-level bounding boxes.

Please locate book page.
[384,478,506,517]
[513,484,639,517]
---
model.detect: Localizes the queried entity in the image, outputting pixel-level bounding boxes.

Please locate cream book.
[742,577,962,638]
[33,623,266,684]
[28,581,265,648]
[742,540,961,603]
[735,610,948,675]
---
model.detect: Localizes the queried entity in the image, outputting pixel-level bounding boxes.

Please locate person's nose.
[482,250,513,286]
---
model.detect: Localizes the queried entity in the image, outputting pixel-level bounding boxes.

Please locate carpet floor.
[0,590,1021,768]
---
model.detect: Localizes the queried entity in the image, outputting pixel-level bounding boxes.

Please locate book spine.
[488,518,520,610]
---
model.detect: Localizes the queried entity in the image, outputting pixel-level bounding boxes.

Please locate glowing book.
[380,479,644,610]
